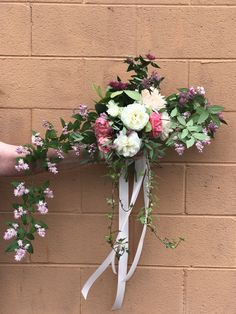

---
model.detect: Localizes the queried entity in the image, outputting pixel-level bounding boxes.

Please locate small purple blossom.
[15,159,30,172]
[196,86,205,96]
[126,57,134,65]
[174,143,185,156]
[146,53,156,61]
[182,111,191,119]
[150,70,161,82]
[208,122,218,133]
[196,140,204,153]
[79,104,88,118]
[217,112,224,120]
[3,227,17,240]
[62,124,69,135]
[35,224,46,237]
[14,206,27,219]
[141,78,151,89]
[56,149,64,159]
[87,143,97,157]
[14,248,27,261]
[109,81,129,91]
[72,143,83,156]
[32,133,44,147]
[47,161,58,174]
[188,86,197,97]
[44,187,54,199]
[14,182,29,197]
[37,200,48,215]
[42,120,53,130]
[16,146,31,156]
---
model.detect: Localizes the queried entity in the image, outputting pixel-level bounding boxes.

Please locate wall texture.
[0,1,236,313]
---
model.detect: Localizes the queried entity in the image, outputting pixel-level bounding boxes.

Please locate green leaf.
[110,91,124,98]
[145,121,152,132]
[170,107,178,117]
[186,119,193,127]
[177,116,186,126]
[181,129,189,139]
[92,84,103,99]
[198,111,209,124]
[5,241,18,252]
[186,137,195,148]
[192,133,208,140]
[208,105,224,114]
[26,233,35,240]
[188,125,202,132]
[124,90,141,101]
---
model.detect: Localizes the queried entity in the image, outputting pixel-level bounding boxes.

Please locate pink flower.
[37,201,48,215]
[95,114,112,138]
[97,137,112,154]
[3,228,17,240]
[149,112,163,138]
[14,248,27,261]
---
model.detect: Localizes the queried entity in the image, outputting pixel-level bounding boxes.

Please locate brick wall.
[0,1,236,313]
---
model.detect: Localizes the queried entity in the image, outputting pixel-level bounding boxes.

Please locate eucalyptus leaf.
[186,137,195,148]
[124,90,141,101]
[110,91,124,98]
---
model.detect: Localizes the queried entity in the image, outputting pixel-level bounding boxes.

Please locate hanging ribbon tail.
[81,156,149,310]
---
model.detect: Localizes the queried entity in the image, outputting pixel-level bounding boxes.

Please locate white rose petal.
[160,112,173,140]
[107,100,120,117]
[141,87,167,111]
[114,131,142,157]
[120,102,149,131]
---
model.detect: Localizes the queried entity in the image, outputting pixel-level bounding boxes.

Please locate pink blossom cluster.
[14,240,30,262]
[16,146,31,156]
[44,187,54,199]
[35,224,46,237]
[37,200,48,215]
[15,159,30,172]
[14,206,27,219]
[32,133,44,147]
[14,182,29,197]
[3,224,18,240]
[47,161,58,174]
[95,113,113,154]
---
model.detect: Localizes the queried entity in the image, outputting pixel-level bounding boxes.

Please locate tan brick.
[0,4,30,55]
[0,109,31,144]
[137,7,236,58]
[0,213,30,263]
[134,164,185,215]
[31,214,119,263]
[80,163,112,213]
[186,269,236,314]
[191,0,235,4]
[32,109,75,133]
[186,165,236,215]
[87,0,188,3]
[189,61,236,112]
[81,267,183,314]
[164,112,235,163]
[0,266,80,314]
[0,58,85,109]
[32,5,136,56]
[134,216,236,267]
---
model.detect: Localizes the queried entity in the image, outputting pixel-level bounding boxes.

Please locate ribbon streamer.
[81,156,150,310]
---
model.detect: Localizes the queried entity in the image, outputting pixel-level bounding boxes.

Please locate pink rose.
[149,112,162,138]
[95,113,113,138]
[98,137,112,154]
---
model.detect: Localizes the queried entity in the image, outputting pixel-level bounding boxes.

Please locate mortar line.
[3,2,236,7]
[0,263,235,270]
[1,55,236,61]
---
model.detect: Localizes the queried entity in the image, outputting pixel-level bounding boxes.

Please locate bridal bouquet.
[4,54,226,309]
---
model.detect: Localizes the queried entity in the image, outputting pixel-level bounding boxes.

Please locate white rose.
[107,100,120,117]
[120,102,149,131]
[141,87,167,111]
[114,131,142,157]
[161,112,173,140]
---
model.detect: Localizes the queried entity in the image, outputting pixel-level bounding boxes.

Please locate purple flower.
[182,111,191,119]
[174,143,185,156]
[16,146,31,156]
[14,206,27,219]
[44,187,54,199]
[47,161,58,174]
[14,182,29,197]
[3,227,17,240]
[195,141,204,153]
[126,57,134,64]
[208,122,218,133]
[42,120,53,130]
[150,70,161,82]
[15,159,30,172]
[32,133,44,147]
[217,112,224,120]
[72,143,83,156]
[37,201,48,215]
[14,248,27,261]
[188,87,197,97]
[146,53,156,61]
[62,124,69,135]
[35,224,46,237]
[87,143,97,157]
[196,86,205,96]
[141,78,151,89]
[109,81,129,91]
[79,104,88,118]
[56,149,64,160]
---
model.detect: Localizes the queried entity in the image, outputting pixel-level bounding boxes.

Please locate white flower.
[160,112,173,140]
[107,100,120,117]
[141,87,167,111]
[114,131,142,157]
[120,102,149,131]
